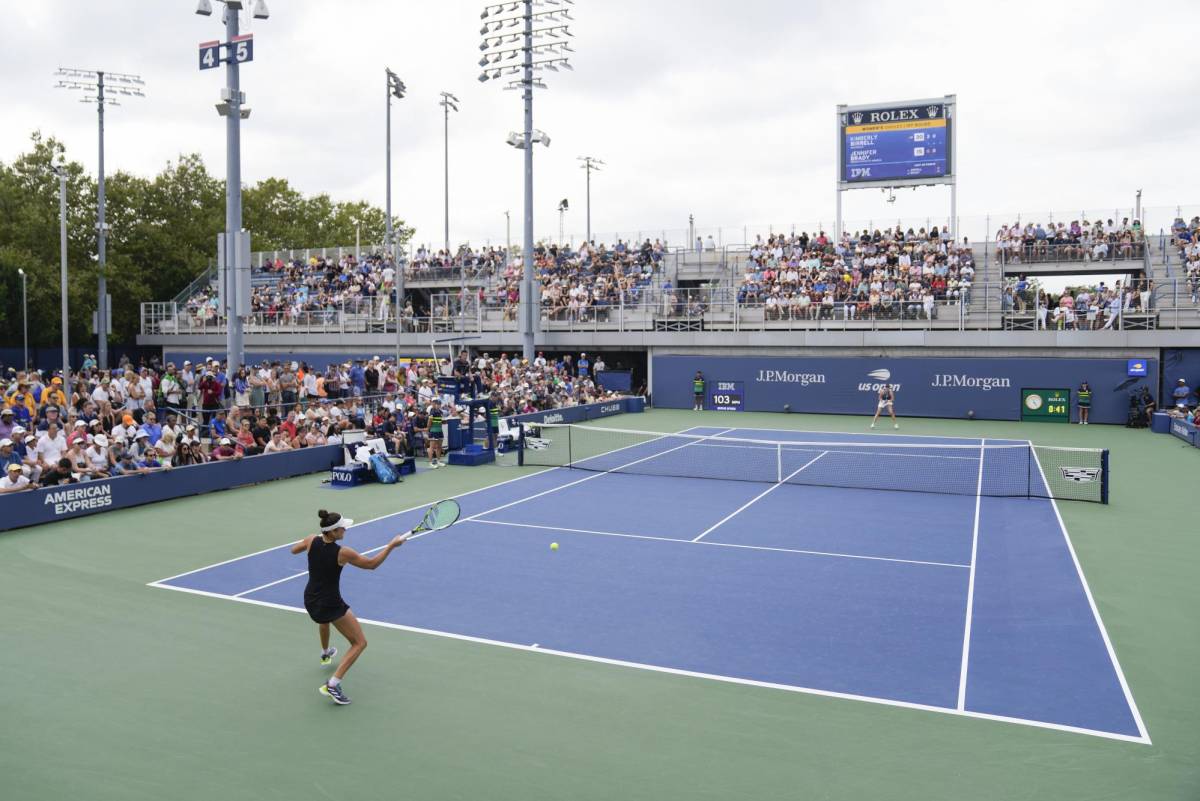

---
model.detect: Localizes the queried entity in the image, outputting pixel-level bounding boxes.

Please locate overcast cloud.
[4,0,1200,249]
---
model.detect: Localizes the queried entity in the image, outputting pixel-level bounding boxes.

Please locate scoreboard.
[709,381,744,412]
[1021,388,1071,423]
[838,97,954,186]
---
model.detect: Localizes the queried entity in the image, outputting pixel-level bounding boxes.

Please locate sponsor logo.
[1024,394,1044,411]
[540,413,564,424]
[930,374,1012,391]
[927,105,940,118]
[44,483,113,516]
[755,370,826,387]
[851,112,863,125]
[1060,467,1100,483]
[598,403,622,415]
[859,368,900,393]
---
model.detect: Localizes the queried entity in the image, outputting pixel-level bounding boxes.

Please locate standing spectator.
[198,370,222,430]
[1172,378,1194,411]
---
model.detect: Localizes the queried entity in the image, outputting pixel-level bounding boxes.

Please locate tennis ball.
[550,542,559,551]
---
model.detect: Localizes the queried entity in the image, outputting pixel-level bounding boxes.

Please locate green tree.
[0,132,411,351]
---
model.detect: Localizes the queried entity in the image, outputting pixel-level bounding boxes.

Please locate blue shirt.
[1173,384,1193,406]
[212,419,227,437]
[140,423,162,445]
[349,366,366,390]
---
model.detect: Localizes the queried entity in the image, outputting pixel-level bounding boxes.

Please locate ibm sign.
[839,96,955,186]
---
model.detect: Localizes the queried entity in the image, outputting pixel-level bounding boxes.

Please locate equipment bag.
[369,453,400,484]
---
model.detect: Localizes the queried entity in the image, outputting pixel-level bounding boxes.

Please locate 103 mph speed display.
[840,101,951,184]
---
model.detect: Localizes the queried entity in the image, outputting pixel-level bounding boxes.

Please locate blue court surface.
[150,425,1149,743]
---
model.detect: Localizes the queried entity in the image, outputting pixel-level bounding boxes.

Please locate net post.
[1027,442,1033,500]
[776,442,783,483]
[516,423,525,467]
[1101,449,1110,505]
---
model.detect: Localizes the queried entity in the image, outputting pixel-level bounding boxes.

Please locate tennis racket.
[409,498,461,537]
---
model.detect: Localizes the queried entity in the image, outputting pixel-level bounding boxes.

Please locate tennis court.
[150,423,1146,742]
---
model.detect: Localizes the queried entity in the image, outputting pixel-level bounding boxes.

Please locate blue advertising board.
[841,102,950,184]
[653,356,1158,426]
[504,397,644,429]
[0,445,344,533]
[1127,358,1148,377]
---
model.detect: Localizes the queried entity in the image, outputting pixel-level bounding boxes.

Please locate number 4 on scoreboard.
[199,41,220,71]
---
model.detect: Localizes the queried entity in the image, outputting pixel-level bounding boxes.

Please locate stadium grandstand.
[5,3,1200,801]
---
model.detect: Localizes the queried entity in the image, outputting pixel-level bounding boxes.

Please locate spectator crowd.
[0,350,629,494]
[736,227,975,320]
[994,218,1145,265]
[1002,276,1155,330]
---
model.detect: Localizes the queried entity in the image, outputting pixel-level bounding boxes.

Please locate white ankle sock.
[327,676,341,687]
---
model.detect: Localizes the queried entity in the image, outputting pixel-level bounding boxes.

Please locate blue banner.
[0,445,344,533]
[505,397,644,429]
[596,370,633,393]
[653,355,1157,425]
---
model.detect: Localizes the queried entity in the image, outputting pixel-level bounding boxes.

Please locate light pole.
[557,199,569,246]
[54,67,145,371]
[17,269,28,370]
[385,68,406,361]
[505,210,511,258]
[439,91,462,329]
[479,0,576,360]
[196,0,270,379]
[52,165,70,381]
[577,156,603,245]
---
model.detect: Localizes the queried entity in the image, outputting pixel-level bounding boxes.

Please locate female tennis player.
[871,383,899,429]
[291,509,409,705]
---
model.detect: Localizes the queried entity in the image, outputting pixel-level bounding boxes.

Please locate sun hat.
[94,435,109,447]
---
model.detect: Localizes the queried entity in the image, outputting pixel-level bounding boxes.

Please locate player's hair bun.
[318,509,339,527]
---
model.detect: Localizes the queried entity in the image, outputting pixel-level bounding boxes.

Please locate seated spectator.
[40,457,78,486]
[0,462,31,493]
[210,437,242,461]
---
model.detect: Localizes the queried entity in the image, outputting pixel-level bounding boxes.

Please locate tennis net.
[519,424,1109,503]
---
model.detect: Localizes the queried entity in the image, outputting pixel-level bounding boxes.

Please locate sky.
[4,0,1200,252]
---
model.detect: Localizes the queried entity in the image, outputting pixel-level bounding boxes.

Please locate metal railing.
[994,239,1147,267]
[145,278,1200,335]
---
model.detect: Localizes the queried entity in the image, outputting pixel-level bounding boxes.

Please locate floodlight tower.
[577,156,603,245]
[478,0,576,360]
[196,0,270,378]
[385,68,406,357]
[439,91,464,329]
[54,67,145,371]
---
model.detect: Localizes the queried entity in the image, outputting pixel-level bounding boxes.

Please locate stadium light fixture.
[252,0,269,20]
[479,0,576,360]
[196,0,214,16]
[54,67,145,371]
[578,156,604,243]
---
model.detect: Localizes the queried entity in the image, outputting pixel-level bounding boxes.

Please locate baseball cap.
[0,409,11,416]
[12,427,25,435]
[52,377,63,385]
[94,434,109,447]
[220,437,232,445]
[73,421,86,428]
[6,464,20,473]
[134,430,149,440]
[23,435,35,444]
[0,439,11,447]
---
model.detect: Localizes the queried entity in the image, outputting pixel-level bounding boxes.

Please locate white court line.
[150,424,714,586]
[691,452,828,542]
[473,517,967,569]
[146,580,1151,744]
[218,427,739,600]
[1026,441,1151,744]
[956,438,986,711]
